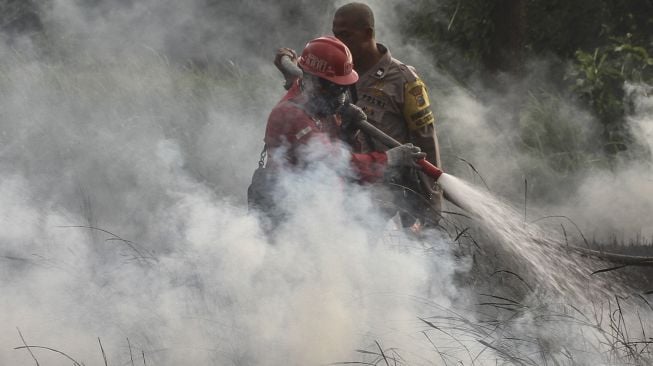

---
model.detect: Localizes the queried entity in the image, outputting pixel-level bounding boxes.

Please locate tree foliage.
[402,0,653,162]
[570,37,653,154]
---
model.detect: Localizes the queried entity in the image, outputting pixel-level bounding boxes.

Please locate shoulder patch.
[295,126,312,141]
[403,78,435,130]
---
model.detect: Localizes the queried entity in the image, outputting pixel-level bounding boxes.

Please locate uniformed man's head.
[332,2,375,62]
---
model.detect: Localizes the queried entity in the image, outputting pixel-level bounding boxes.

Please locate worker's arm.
[402,77,441,167]
[350,144,426,183]
[402,74,444,225]
[349,151,387,183]
[274,48,301,90]
[339,103,430,182]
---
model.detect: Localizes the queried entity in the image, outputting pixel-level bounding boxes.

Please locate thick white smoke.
[564,83,653,240]
[2,1,651,365]
[0,1,464,365]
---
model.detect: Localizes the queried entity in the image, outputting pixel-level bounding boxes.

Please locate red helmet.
[298,36,358,86]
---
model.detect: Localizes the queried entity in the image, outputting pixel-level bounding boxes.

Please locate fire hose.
[350,118,444,179]
[350,114,467,212]
[280,56,303,90]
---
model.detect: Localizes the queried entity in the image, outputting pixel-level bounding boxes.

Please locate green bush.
[568,37,653,156]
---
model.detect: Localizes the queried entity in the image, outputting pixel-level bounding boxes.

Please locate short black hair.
[335,2,375,31]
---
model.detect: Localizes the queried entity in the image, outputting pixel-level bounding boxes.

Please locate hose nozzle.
[416,158,444,180]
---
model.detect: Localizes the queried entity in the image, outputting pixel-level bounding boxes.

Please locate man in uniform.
[274,2,443,229]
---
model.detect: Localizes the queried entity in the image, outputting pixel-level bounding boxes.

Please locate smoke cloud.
[1,0,651,365]
[0,1,462,365]
[563,83,653,240]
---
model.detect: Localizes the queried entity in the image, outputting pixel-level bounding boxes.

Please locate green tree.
[402,0,653,162]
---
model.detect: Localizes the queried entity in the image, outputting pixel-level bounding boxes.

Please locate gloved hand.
[338,102,366,135]
[274,48,299,90]
[338,102,366,125]
[385,143,426,168]
[274,48,298,74]
[336,103,365,146]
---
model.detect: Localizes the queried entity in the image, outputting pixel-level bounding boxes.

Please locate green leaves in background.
[402,0,653,166]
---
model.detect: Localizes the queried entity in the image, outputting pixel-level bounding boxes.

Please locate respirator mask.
[302,74,348,117]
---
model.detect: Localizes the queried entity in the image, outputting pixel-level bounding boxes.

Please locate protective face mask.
[307,92,346,117]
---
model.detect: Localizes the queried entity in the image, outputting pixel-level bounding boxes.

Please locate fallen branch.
[567,246,653,267]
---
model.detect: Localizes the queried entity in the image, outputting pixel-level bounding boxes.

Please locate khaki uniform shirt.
[354,44,442,225]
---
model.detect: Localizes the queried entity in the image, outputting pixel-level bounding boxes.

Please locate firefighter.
[259,36,427,228]
[274,3,443,230]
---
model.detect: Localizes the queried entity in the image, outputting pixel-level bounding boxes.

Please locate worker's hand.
[274,48,299,90]
[274,47,298,73]
[338,102,366,124]
[385,143,426,168]
[338,102,366,135]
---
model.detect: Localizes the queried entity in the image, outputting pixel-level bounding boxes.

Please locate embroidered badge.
[408,85,426,107]
[403,78,434,130]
